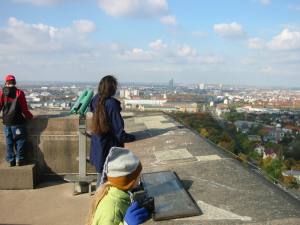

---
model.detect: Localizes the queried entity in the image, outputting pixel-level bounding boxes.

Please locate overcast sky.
[0,0,300,87]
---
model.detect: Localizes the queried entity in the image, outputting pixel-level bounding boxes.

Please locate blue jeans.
[3,125,26,163]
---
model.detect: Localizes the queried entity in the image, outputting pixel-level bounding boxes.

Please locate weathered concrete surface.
[125,112,300,225]
[0,111,300,225]
[0,163,37,189]
[0,181,90,225]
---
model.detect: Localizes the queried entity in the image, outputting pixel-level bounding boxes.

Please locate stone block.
[0,163,37,189]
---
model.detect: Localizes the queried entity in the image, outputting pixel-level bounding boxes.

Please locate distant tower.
[199,83,205,90]
[169,78,174,89]
[124,89,131,99]
[119,89,125,98]
[132,89,139,96]
[275,123,282,143]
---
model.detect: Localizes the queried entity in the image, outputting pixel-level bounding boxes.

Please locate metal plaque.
[141,171,202,221]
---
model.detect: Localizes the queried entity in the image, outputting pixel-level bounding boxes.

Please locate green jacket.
[92,187,131,225]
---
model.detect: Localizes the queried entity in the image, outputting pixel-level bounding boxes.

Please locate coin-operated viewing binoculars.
[70,90,94,116]
[65,90,96,195]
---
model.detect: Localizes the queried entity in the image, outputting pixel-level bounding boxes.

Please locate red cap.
[5,75,16,82]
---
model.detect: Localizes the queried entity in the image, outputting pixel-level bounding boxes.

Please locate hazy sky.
[0,0,300,87]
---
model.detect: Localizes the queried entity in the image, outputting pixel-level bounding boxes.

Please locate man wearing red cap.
[0,75,33,166]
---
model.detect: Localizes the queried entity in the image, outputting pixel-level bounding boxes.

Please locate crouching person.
[86,147,150,225]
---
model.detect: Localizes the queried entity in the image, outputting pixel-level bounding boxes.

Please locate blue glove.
[124,202,149,225]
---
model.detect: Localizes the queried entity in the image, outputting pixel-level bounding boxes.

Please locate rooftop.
[0,111,300,225]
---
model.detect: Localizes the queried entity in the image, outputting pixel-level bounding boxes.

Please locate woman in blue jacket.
[90,75,135,186]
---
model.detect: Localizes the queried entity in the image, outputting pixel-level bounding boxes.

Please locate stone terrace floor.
[1,111,300,225]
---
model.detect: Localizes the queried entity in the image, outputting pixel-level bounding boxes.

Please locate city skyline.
[0,0,300,87]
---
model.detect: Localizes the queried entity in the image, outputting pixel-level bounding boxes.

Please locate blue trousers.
[3,125,26,163]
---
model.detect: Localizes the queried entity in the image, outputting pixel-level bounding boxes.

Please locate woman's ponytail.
[92,75,117,134]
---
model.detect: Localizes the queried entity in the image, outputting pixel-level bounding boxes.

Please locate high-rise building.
[132,89,139,96]
[119,89,131,99]
[199,83,206,90]
[124,90,131,99]
[119,89,125,98]
[169,79,174,89]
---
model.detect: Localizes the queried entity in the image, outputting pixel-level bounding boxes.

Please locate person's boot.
[8,161,16,167]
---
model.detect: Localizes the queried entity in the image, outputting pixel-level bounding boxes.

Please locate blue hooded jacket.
[89,95,135,173]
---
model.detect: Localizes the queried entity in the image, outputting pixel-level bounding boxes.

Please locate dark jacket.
[0,86,33,125]
[89,95,135,173]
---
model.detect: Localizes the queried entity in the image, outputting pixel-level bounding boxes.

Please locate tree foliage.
[286,140,300,160]
[261,158,286,180]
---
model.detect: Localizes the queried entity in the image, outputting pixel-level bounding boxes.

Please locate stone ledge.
[0,163,37,189]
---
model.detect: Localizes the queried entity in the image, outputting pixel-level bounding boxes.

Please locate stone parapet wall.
[0,113,96,175]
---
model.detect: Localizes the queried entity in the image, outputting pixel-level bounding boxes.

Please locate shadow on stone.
[35,179,67,189]
[122,115,134,119]
[130,127,177,141]
[26,114,66,186]
[181,179,194,190]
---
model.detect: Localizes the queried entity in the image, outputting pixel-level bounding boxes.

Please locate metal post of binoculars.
[64,90,97,195]
[78,115,87,181]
